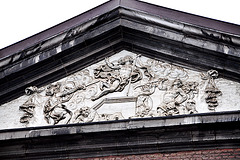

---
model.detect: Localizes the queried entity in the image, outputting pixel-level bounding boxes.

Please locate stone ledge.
[0,111,240,160]
[1,110,239,141]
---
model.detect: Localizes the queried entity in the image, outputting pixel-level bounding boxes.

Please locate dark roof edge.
[1,0,240,59]
[126,0,240,35]
[0,0,120,59]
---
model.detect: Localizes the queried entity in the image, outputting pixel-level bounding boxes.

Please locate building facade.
[0,0,240,159]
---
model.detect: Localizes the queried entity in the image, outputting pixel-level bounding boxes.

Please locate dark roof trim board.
[0,0,119,59]
[121,0,240,35]
[0,0,240,105]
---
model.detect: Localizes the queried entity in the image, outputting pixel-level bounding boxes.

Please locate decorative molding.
[1,7,240,106]
[1,111,240,160]
[17,52,225,127]
[0,1,239,159]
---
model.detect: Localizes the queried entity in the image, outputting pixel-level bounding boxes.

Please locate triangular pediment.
[1,50,239,129]
[0,0,240,130]
[1,1,240,159]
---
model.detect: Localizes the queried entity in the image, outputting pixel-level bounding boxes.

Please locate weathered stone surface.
[0,112,239,160]
[1,110,239,141]
[0,1,240,159]
[1,6,240,106]
[0,50,239,129]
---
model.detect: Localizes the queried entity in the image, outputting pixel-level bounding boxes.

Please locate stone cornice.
[1,110,240,140]
[1,7,240,70]
[0,111,240,159]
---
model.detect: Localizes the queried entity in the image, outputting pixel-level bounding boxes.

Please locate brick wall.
[70,148,240,160]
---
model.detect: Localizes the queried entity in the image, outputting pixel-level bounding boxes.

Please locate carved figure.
[136,57,188,81]
[181,82,199,114]
[159,79,188,116]
[182,81,199,99]
[44,83,73,125]
[92,56,142,100]
[73,106,97,123]
[134,81,158,117]
[135,95,153,117]
[201,70,222,111]
[18,54,222,127]
[185,99,197,114]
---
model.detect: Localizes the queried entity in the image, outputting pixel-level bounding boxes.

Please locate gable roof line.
[120,0,240,35]
[1,6,239,72]
[1,0,240,60]
[0,0,121,59]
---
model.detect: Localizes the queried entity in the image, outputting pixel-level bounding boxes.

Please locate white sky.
[0,0,239,50]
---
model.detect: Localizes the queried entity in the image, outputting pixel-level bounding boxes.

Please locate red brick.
[164,153,170,157]
[228,155,235,158]
[222,152,231,156]
[236,155,240,158]
[194,151,202,155]
[68,148,240,160]
[214,156,222,159]
[221,149,234,152]
[202,150,210,154]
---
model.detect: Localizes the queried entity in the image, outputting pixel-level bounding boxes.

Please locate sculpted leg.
[91,80,120,101]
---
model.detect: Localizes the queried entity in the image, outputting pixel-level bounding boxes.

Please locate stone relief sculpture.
[158,79,199,116]
[92,55,142,100]
[19,86,44,123]
[133,57,198,117]
[201,70,222,111]
[134,78,166,117]
[44,83,73,125]
[18,52,223,126]
[73,106,97,123]
[159,79,188,116]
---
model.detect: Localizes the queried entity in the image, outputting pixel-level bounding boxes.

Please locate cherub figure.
[44,83,72,125]
[92,55,142,100]
[159,79,188,116]
[73,106,97,123]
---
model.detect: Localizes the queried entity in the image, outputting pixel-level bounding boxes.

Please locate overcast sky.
[0,0,239,50]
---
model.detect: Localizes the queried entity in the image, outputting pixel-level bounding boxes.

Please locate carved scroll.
[19,53,224,126]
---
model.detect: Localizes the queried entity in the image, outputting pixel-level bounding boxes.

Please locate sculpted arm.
[105,58,120,70]
[176,89,188,105]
